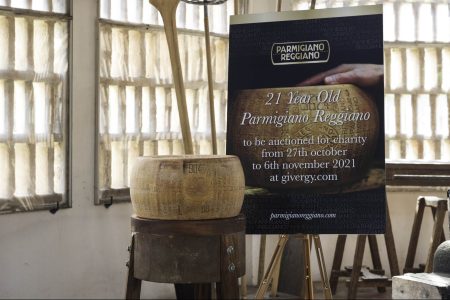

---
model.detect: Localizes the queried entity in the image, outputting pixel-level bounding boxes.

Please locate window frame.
[95,0,450,200]
[386,162,450,186]
[0,2,72,214]
[288,0,450,188]
[384,39,450,186]
[94,2,231,205]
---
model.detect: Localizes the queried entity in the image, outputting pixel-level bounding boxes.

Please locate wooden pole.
[276,0,282,12]
[149,0,194,154]
[313,235,333,299]
[203,2,218,154]
[304,235,314,299]
[255,235,289,299]
[257,234,267,284]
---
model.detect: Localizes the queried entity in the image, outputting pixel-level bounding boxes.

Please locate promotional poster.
[227,6,385,234]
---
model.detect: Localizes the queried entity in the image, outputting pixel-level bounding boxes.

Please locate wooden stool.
[329,205,400,299]
[125,214,246,299]
[403,195,448,274]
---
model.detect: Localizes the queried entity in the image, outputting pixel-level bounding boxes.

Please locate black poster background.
[226,7,386,234]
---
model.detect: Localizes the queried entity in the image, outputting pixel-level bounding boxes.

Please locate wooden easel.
[255,234,332,299]
[255,1,329,299]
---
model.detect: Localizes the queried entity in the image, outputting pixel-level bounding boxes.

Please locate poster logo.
[271,40,330,65]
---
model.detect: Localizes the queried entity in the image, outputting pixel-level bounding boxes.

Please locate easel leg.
[329,235,346,294]
[125,234,142,300]
[240,275,247,298]
[313,235,332,299]
[404,197,425,273]
[258,235,266,285]
[384,204,400,276]
[255,235,289,299]
[256,234,332,299]
[270,255,282,297]
[304,235,314,299]
[347,235,366,299]
[367,235,386,293]
[425,203,446,273]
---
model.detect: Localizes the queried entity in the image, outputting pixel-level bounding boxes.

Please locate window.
[0,1,70,214]
[292,0,450,186]
[96,0,235,204]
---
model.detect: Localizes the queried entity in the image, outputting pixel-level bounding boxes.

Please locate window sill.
[386,162,450,187]
[387,185,449,193]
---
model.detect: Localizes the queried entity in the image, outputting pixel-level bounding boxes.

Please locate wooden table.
[125,214,246,299]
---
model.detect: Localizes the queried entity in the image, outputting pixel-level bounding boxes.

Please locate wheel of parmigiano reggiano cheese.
[130,155,245,220]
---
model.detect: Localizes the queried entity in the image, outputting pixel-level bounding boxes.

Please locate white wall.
[0,0,176,298]
[0,1,448,299]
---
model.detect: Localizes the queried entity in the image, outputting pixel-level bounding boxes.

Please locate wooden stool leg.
[330,234,347,294]
[431,206,447,245]
[367,235,386,293]
[125,235,142,300]
[348,235,366,300]
[384,204,400,277]
[174,284,192,299]
[439,230,446,244]
[217,234,240,300]
[195,284,212,299]
[425,202,447,273]
[404,197,425,273]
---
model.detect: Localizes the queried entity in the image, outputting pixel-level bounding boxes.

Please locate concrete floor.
[315,281,392,299]
[246,280,392,299]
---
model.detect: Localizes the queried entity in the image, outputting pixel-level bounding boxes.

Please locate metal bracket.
[104,196,113,209]
[49,201,60,214]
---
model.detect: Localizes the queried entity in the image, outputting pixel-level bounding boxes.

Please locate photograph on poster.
[227,5,385,234]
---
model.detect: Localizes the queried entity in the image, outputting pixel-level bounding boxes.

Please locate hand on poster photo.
[297,64,384,88]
